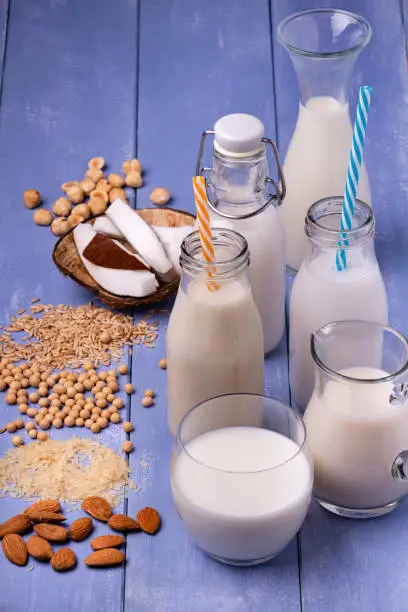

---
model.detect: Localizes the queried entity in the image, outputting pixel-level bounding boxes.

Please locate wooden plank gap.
[0,0,10,108]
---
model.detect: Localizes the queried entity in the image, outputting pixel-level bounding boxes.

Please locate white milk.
[280,97,371,271]
[290,251,388,411]
[304,367,408,510]
[166,279,264,436]
[210,207,286,354]
[172,426,313,562]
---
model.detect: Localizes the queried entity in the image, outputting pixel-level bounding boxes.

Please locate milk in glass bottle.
[289,197,388,412]
[196,114,286,353]
[277,9,372,271]
[166,228,264,436]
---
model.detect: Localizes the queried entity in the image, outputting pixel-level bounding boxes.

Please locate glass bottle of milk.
[166,228,264,436]
[289,197,388,412]
[196,113,286,354]
[277,9,372,271]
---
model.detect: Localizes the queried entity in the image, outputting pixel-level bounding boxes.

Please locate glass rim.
[277,8,372,59]
[176,393,308,474]
[311,320,408,384]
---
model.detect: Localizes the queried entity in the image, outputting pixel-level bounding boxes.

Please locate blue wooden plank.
[0,0,139,610]
[125,1,298,611]
[271,0,408,610]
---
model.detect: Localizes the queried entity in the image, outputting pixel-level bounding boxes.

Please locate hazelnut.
[23,189,41,209]
[142,396,153,408]
[108,173,125,188]
[51,217,71,236]
[109,187,127,204]
[88,157,105,170]
[75,203,91,220]
[90,189,108,204]
[85,167,104,183]
[89,197,107,216]
[125,171,142,188]
[66,185,84,204]
[67,213,83,229]
[79,178,96,195]
[122,421,133,433]
[150,187,170,206]
[122,159,142,175]
[61,181,79,193]
[33,209,53,226]
[52,197,72,217]
[122,440,133,453]
[118,364,128,375]
[11,435,23,447]
[95,179,112,193]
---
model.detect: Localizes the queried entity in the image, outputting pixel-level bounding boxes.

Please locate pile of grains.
[1,302,158,370]
[0,438,137,508]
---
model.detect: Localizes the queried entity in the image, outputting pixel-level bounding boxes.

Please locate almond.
[90,535,125,551]
[85,548,125,567]
[26,535,53,561]
[33,523,68,542]
[2,534,27,566]
[69,517,93,542]
[107,514,140,533]
[0,514,31,538]
[50,547,77,571]
[82,496,112,522]
[28,512,66,524]
[24,499,61,517]
[137,507,161,535]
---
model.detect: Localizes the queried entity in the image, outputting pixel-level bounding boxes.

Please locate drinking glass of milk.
[277,9,372,271]
[304,320,408,519]
[166,228,264,436]
[171,393,313,565]
[290,197,388,412]
[196,114,286,354]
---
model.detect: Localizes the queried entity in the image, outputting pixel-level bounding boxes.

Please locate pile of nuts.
[0,358,157,450]
[24,157,171,236]
[0,497,161,571]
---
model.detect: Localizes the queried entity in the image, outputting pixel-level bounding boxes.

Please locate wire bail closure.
[195,130,286,220]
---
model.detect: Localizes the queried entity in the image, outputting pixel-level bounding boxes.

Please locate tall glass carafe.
[196,114,286,353]
[277,9,372,271]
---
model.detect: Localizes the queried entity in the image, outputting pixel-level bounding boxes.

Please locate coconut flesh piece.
[106,199,174,276]
[151,225,193,275]
[93,216,124,239]
[73,223,159,298]
[94,215,193,276]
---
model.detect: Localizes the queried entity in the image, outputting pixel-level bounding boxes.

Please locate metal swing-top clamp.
[195,114,286,221]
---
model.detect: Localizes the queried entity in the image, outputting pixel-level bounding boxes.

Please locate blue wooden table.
[0,0,407,610]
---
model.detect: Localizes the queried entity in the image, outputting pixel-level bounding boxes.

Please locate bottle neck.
[305,197,375,261]
[208,147,269,215]
[180,228,250,290]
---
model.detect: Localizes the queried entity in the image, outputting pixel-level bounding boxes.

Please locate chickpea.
[91,414,99,423]
[91,422,101,434]
[75,417,85,427]
[108,369,117,378]
[6,422,17,433]
[39,419,50,430]
[122,421,133,433]
[109,187,127,204]
[51,217,71,236]
[122,159,142,175]
[51,399,62,408]
[39,407,48,416]
[96,398,107,409]
[112,398,124,410]
[101,409,111,419]
[38,398,49,408]
[66,185,84,204]
[45,414,54,424]
[97,416,108,429]
[80,408,90,420]
[49,406,59,415]
[125,383,134,395]
[6,393,17,405]
[64,416,75,427]
[18,404,28,415]
[38,386,49,397]
[0,379,6,392]
[84,360,94,370]
[122,440,133,453]
[9,381,21,391]
[29,429,38,439]
[83,378,93,391]
[92,407,102,416]
[125,171,142,188]
[150,187,170,206]
[25,421,36,432]
[27,408,38,418]
[60,394,68,403]
[144,388,155,398]
[106,393,115,403]
[52,197,72,217]
[100,331,111,344]
[29,375,41,387]
[12,435,24,447]
[14,418,24,429]
[109,381,119,393]
[20,377,30,388]
[159,358,167,369]
[84,419,93,429]
[37,431,48,442]
[118,364,128,375]
[142,396,153,408]
[53,418,63,429]
[24,189,42,209]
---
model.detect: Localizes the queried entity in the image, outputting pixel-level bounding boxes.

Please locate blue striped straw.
[336,86,372,271]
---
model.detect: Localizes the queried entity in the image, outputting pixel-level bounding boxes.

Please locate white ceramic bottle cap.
[213,114,265,157]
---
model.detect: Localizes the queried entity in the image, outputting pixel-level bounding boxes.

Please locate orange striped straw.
[192,176,219,291]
